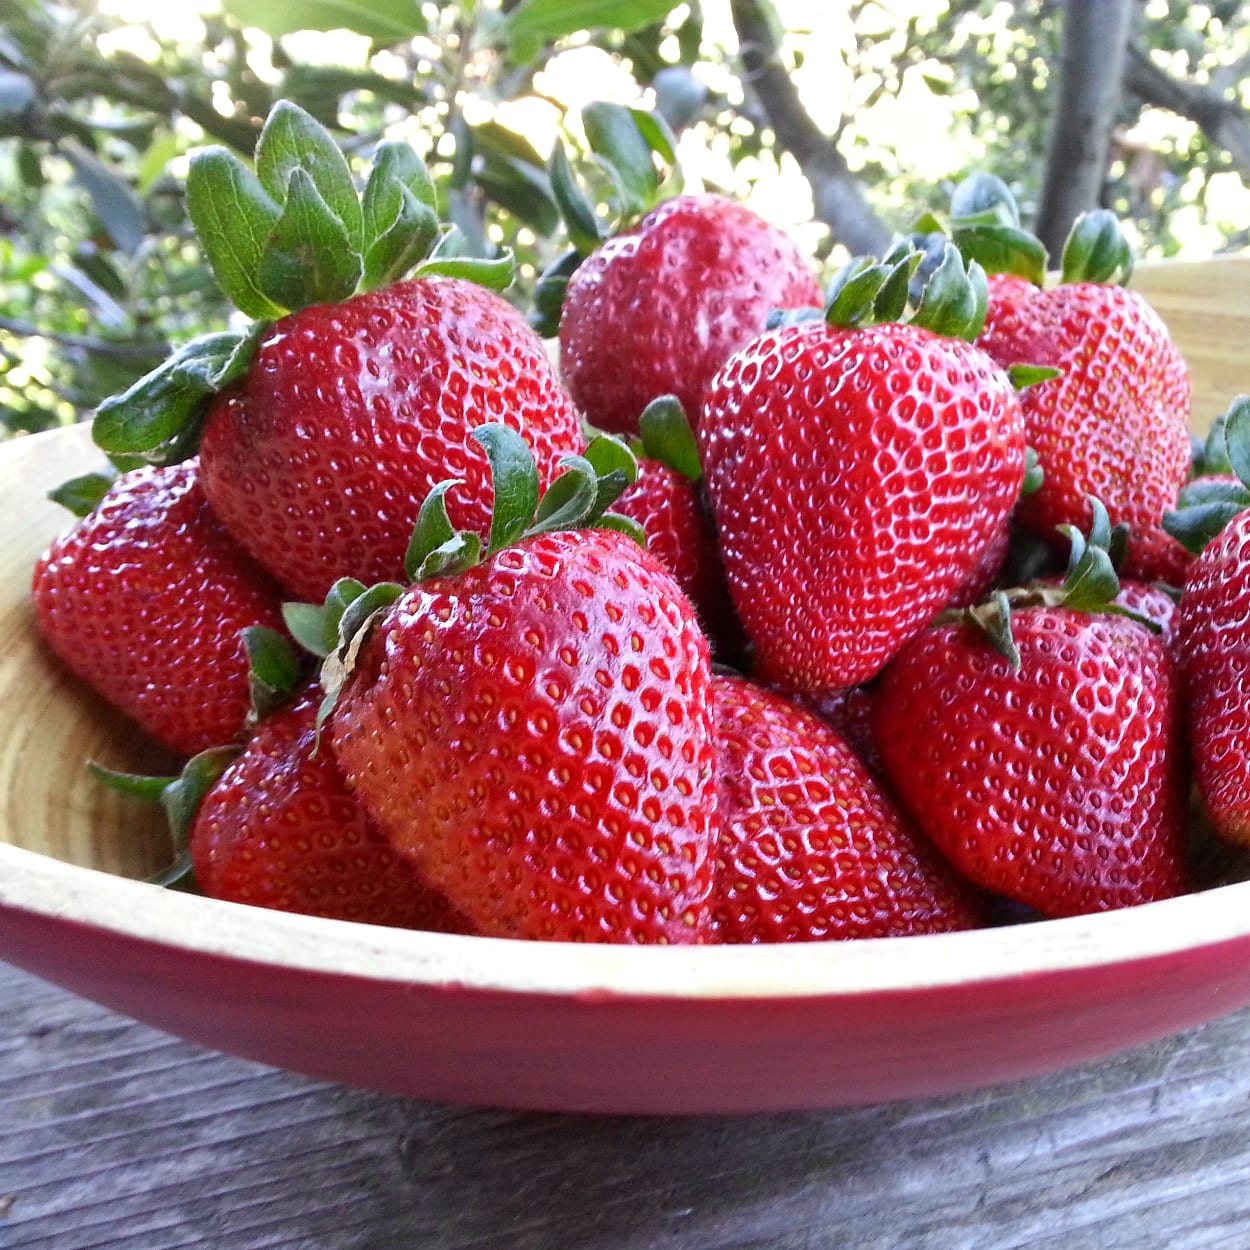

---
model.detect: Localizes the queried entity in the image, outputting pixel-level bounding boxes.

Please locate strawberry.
[198,276,582,601]
[190,688,473,931]
[601,396,741,650]
[87,101,581,603]
[558,193,821,436]
[711,674,982,942]
[974,213,1193,583]
[32,460,286,758]
[325,427,720,944]
[873,507,1189,917]
[698,244,1026,694]
[1165,396,1250,844]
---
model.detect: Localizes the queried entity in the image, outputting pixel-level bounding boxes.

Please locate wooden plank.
[4,959,1250,1249]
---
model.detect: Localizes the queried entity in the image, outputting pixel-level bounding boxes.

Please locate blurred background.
[1,0,1247,437]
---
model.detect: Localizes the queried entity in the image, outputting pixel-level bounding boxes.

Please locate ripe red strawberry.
[873,601,1188,918]
[191,688,474,931]
[699,250,1026,694]
[792,684,883,774]
[327,443,720,943]
[199,276,583,602]
[559,193,821,436]
[711,675,983,942]
[600,397,740,650]
[1174,509,1250,843]
[32,460,285,758]
[976,230,1192,584]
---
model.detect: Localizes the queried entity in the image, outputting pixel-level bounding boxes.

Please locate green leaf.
[629,108,679,166]
[911,243,988,341]
[582,101,659,217]
[1222,395,1250,488]
[334,582,406,654]
[415,251,516,291]
[160,746,244,867]
[872,251,923,324]
[222,0,426,44]
[500,0,677,51]
[62,140,145,256]
[1007,363,1062,391]
[1163,500,1248,555]
[322,577,370,651]
[186,146,285,319]
[0,69,36,124]
[363,141,437,235]
[92,330,255,457]
[412,531,482,581]
[88,761,175,804]
[1061,210,1134,286]
[1020,446,1043,498]
[949,172,1021,228]
[529,249,583,338]
[405,481,464,580]
[254,100,363,251]
[582,434,640,517]
[473,425,541,553]
[256,167,364,309]
[951,224,1047,285]
[242,625,301,721]
[282,601,334,658]
[361,183,439,291]
[595,511,648,547]
[824,257,891,328]
[529,455,599,535]
[637,395,700,481]
[48,469,116,517]
[548,139,604,256]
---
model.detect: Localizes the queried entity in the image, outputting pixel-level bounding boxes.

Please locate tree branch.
[1124,43,1250,182]
[0,316,168,361]
[729,0,890,256]
[1035,0,1137,258]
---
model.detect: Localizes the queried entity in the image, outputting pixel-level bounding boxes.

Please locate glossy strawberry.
[330,524,720,944]
[191,688,473,931]
[559,193,821,435]
[1174,511,1250,844]
[32,460,284,757]
[874,607,1188,918]
[711,675,982,942]
[699,258,1026,694]
[199,277,582,602]
[976,224,1192,583]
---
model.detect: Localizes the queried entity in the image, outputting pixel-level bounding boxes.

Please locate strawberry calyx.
[938,498,1157,669]
[88,99,515,469]
[89,745,242,888]
[1163,394,1250,553]
[47,466,118,517]
[632,395,703,483]
[812,238,988,342]
[291,422,644,715]
[1060,209,1134,286]
[911,173,1048,288]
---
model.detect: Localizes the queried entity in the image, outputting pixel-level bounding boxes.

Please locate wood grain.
[4,958,1250,1250]
[1132,257,1250,430]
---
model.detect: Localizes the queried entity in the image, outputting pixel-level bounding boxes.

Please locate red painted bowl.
[4,259,1250,1114]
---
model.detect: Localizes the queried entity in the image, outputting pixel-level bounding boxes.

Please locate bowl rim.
[5,840,1250,1000]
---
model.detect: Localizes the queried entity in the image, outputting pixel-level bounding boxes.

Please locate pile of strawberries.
[29,103,1250,944]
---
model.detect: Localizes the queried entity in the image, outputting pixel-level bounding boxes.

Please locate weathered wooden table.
[5,958,1250,1249]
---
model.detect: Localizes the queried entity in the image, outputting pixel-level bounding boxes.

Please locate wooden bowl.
[4,258,1250,1115]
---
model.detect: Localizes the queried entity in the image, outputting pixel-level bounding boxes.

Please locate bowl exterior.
[5,899,1250,1114]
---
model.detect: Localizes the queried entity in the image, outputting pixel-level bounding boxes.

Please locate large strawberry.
[190,688,474,931]
[559,193,821,435]
[711,674,983,942]
[32,460,286,758]
[88,101,582,603]
[1165,395,1250,843]
[699,244,1026,694]
[198,275,582,601]
[974,211,1192,583]
[324,427,720,944]
[873,507,1188,917]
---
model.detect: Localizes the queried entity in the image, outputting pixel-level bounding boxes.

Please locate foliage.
[0,0,1247,435]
